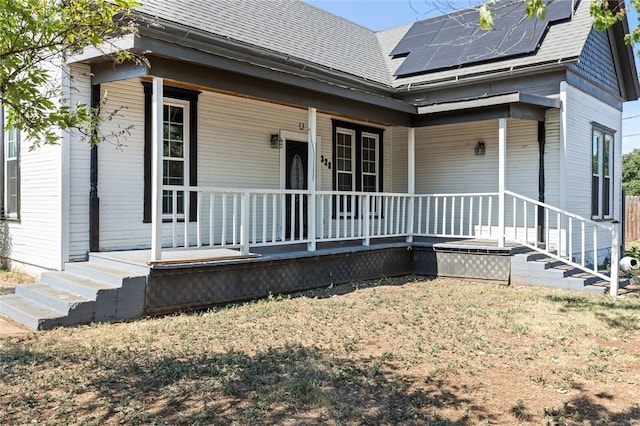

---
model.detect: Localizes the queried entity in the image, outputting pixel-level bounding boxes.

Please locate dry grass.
[1,275,639,425]
[0,269,34,296]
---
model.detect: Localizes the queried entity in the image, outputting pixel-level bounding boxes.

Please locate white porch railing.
[413,193,499,238]
[159,186,619,291]
[163,187,415,251]
[504,190,619,285]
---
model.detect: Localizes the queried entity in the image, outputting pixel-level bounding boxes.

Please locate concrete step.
[0,294,64,330]
[88,253,150,276]
[15,284,94,324]
[64,262,139,286]
[511,250,629,294]
[41,271,118,300]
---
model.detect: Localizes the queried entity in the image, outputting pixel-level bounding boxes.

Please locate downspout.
[89,84,100,253]
[537,120,545,243]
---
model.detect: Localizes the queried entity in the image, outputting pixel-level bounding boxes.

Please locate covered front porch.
[138,77,620,295]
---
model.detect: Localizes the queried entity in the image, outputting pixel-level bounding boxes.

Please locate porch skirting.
[144,242,512,314]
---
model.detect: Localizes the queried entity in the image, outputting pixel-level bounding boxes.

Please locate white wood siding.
[391,126,408,193]
[412,119,539,198]
[68,64,92,261]
[563,83,622,220]
[98,79,146,250]
[96,79,393,250]
[561,82,622,261]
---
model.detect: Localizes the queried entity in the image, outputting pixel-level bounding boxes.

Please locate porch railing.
[160,185,619,290]
[413,192,499,239]
[504,190,619,284]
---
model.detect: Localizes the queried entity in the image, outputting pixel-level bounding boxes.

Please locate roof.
[135,0,391,86]
[125,0,637,101]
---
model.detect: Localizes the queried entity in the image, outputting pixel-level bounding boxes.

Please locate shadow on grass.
[545,293,640,332]
[538,395,640,425]
[1,343,489,425]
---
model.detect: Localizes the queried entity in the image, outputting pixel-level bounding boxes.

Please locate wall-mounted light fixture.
[270,133,283,149]
[474,141,485,156]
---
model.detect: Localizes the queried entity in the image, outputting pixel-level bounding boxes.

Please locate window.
[332,120,383,216]
[162,101,189,216]
[361,132,379,192]
[3,126,19,219]
[592,127,614,219]
[143,83,200,223]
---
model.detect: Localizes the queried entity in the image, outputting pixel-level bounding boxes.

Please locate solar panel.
[393,0,578,77]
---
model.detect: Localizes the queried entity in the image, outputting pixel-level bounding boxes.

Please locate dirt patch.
[0,277,639,425]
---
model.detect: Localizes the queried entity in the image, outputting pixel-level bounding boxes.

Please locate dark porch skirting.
[144,240,514,314]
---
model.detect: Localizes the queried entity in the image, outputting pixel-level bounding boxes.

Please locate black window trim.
[0,107,20,222]
[591,122,615,221]
[143,82,200,223]
[331,119,384,219]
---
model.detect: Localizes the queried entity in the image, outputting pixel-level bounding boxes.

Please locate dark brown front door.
[285,140,308,239]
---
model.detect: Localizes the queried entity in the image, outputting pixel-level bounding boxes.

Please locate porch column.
[406,128,415,243]
[610,222,620,296]
[307,107,317,252]
[150,77,164,261]
[498,117,506,248]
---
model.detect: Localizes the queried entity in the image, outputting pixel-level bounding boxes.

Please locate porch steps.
[511,251,630,294]
[0,261,147,330]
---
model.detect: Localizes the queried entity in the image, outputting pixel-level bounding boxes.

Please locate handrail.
[156,186,620,294]
[505,191,619,289]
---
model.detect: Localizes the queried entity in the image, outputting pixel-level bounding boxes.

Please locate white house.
[1,0,639,329]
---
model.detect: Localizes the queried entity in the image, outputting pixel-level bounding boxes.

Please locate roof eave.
[416,91,561,115]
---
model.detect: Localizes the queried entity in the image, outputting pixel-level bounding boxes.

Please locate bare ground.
[0,274,639,425]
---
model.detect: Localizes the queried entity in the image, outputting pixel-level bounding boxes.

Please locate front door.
[285,140,308,239]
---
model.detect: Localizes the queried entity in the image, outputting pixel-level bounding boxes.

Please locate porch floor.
[90,237,521,271]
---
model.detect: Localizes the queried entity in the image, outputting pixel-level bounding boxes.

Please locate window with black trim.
[592,126,614,220]
[332,119,383,216]
[143,83,200,223]
[3,126,20,220]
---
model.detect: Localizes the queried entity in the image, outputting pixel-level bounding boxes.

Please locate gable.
[570,28,621,97]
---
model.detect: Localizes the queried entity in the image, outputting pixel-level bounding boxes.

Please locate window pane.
[163,190,184,215]
[168,105,183,124]
[603,177,610,216]
[170,140,183,158]
[169,124,184,142]
[6,160,18,214]
[592,132,600,175]
[338,173,352,191]
[592,176,599,217]
[363,175,376,192]
[603,135,612,177]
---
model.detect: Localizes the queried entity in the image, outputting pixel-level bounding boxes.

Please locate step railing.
[504,190,619,286]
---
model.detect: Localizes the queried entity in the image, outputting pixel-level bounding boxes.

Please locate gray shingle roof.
[134,0,610,94]
[136,0,391,85]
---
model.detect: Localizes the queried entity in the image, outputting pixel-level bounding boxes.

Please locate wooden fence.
[625,196,640,243]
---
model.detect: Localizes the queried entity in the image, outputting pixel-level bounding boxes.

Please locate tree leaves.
[0,0,139,148]
[623,150,640,196]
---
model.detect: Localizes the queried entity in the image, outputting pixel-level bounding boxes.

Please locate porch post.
[498,118,506,248]
[150,77,164,261]
[307,107,317,252]
[610,222,620,296]
[406,128,415,243]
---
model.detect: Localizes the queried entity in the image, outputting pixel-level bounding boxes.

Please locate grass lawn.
[1,275,639,425]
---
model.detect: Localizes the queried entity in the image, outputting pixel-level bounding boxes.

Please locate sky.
[305,0,640,153]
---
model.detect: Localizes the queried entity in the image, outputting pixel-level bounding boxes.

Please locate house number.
[320,155,331,169]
